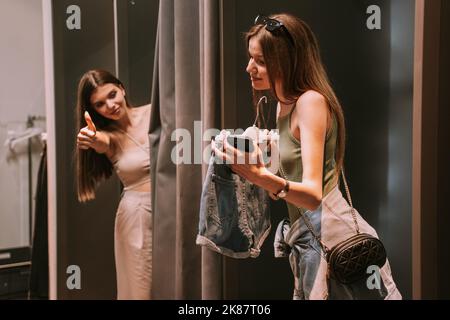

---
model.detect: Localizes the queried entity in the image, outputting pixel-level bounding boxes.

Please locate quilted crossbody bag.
[279,166,387,284]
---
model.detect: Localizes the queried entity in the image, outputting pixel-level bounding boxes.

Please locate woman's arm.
[223,91,328,211]
[280,90,328,210]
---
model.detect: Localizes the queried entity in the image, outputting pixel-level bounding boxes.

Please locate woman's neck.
[277,92,298,109]
[115,106,132,130]
[279,101,296,109]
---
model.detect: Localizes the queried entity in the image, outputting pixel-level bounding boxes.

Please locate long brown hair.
[75,69,130,202]
[245,13,346,176]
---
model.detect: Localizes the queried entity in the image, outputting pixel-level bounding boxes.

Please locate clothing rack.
[3,115,46,152]
[2,115,46,247]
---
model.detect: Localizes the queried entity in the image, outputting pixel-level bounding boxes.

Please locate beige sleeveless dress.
[108,106,152,300]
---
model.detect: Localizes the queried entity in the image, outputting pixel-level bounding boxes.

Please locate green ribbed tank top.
[277,106,339,223]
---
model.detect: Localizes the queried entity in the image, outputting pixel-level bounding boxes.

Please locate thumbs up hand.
[77,111,98,150]
[84,111,97,135]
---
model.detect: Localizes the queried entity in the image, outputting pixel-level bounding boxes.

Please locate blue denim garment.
[196,156,271,258]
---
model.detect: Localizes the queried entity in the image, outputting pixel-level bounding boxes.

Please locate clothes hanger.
[5,127,44,152]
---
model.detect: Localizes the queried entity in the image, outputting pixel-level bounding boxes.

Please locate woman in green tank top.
[214,13,347,222]
[212,13,401,300]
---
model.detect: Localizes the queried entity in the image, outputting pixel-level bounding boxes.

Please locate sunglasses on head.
[254,15,295,47]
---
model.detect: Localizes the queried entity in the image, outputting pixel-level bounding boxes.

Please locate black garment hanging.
[29,144,48,299]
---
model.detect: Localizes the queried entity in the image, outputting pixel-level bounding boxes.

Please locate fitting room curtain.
[149,0,224,299]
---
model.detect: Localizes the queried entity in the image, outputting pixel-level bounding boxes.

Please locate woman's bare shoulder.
[293,90,328,134]
[132,103,151,118]
[137,103,151,111]
[297,90,326,108]
[295,90,327,117]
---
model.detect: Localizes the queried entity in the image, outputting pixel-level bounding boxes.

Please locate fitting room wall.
[117,0,159,106]
[52,0,119,299]
[413,0,450,299]
[222,0,414,299]
[437,0,450,299]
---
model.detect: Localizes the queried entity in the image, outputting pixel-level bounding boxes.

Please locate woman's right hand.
[77,111,97,150]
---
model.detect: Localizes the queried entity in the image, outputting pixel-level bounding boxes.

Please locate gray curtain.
[149,0,224,299]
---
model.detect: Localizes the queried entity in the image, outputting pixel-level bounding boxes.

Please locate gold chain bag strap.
[278,166,387,284]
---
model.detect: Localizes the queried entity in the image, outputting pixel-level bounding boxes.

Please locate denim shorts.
[196,157,271,258]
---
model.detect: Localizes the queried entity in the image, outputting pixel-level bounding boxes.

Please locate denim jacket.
[196,156,271,258]
[272,186,402,300]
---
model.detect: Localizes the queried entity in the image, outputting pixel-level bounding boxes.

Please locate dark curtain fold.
[149,0,177,299]
[29,145,49,299]
[149,0,224,299]
[199,0,225,300]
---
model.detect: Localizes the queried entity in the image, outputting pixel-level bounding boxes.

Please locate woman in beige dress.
[75,69,152,300]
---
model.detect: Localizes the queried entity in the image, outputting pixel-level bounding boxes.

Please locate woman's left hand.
[211,137,268,185]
